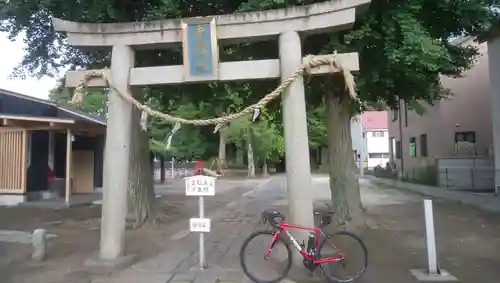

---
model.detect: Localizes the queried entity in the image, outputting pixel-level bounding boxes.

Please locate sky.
[0,32,59,100]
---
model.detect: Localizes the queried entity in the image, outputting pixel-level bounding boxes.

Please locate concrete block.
[410,269,458,281]
[84,253,135,271]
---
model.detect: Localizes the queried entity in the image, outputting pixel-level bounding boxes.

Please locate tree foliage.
[2,0,499,225]
[307,103,327,150]
[346,0,496,109]
[227,112,284,164]
[49,85,107,115]
[2,0,498,108]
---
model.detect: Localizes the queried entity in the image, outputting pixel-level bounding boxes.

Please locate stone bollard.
[32,228,47,261]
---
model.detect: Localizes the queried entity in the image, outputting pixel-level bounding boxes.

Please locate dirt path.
[269,176,500,283]
[0,178,265,283]
[359,179,500,283]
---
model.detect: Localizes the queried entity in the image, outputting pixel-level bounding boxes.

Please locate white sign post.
[423,199,438,275]
[185,175,216,270]
[410,199,457,281]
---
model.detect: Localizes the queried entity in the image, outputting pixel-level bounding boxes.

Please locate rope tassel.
[252,107,260,122]
[71,90,85,105]
[213,123,223,133]
[140,111,148,131]
[165,122,181,150]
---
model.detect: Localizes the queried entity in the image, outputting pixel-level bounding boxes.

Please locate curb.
[366,176,500,213]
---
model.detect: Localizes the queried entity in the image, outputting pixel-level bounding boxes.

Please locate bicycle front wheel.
[317,231,368,283]
[240,230,293,283]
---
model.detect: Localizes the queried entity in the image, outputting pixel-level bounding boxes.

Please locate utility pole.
[359,113,365,177]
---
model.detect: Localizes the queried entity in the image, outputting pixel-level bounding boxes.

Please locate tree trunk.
[262,156,269,177]
[325,90,365,228]
[218,128,227,168]
[126,104,157,229]
[246,134,255,178]
[160,155,165,183]
[236,149,244,166]
[321,147,328,167]
[319,147,329,173]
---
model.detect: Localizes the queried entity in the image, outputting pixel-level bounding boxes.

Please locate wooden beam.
[27,126,68,131]
[65,128,73,205]
[65,53,359,87]
[0,127,25,132]
[0,115,75,124]
[0,122,68,131]
[21,130,27,193]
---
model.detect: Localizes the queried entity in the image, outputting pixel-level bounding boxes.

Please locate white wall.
[350,117,365,169]
[351,117,364,153]
[487,36,500,194]
[366,129,390,168]
[366,129,390,153]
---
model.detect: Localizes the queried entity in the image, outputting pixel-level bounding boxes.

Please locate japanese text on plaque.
[186,23,214,77]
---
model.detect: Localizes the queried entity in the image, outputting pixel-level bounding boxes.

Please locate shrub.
[373,163,398,179]
[408,166,437,186]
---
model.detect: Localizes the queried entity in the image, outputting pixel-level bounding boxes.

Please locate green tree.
[227,110,284,177]
[49,80,107,115]
[306,102,327,169]
[252,115,285,175]
[321,0,496,226]
[2,0,498,228]
[227,116,256,177]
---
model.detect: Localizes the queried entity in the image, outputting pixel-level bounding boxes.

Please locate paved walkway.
[367,175,500,213]
[92,178,281,283]
[90,175,500,283]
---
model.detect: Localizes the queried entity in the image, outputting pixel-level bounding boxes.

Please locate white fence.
[437,157,494,192]
[153,160,197,180]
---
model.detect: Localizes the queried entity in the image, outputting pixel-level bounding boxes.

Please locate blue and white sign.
[181,17,219,81]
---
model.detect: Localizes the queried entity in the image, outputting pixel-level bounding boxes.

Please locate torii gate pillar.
[279,31,315,244]
[99,45,135,261]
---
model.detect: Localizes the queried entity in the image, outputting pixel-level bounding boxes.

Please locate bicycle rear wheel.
[317,231,368,283]
[240,230,293,283]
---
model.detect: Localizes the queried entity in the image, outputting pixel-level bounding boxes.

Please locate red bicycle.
[240,210,368,283]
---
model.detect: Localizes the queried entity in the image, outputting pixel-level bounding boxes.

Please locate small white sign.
[185,175,216,196]
[189,218,211,232]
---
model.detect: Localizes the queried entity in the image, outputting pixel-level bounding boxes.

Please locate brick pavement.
[92,178,278,283]
[94,175,500,283]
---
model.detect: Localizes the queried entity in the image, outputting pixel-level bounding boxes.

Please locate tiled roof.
[0,88,106,126]
[362,111,388,131]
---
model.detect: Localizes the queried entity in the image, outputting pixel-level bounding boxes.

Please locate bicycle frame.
[265,222,344,264]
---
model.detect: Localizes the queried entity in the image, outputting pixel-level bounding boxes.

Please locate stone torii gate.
[52,0,370,264]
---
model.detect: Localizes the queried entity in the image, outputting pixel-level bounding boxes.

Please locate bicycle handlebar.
[261,211,285,229]
[261,210,335,229]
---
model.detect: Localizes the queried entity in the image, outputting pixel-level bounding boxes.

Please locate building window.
[372,131,385,137]
[420,134,428,157]
[391,108,398,121]
[409,137,417,157]
[368,153,390,159]
[395,140,402,159]
[455,131,476,143]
